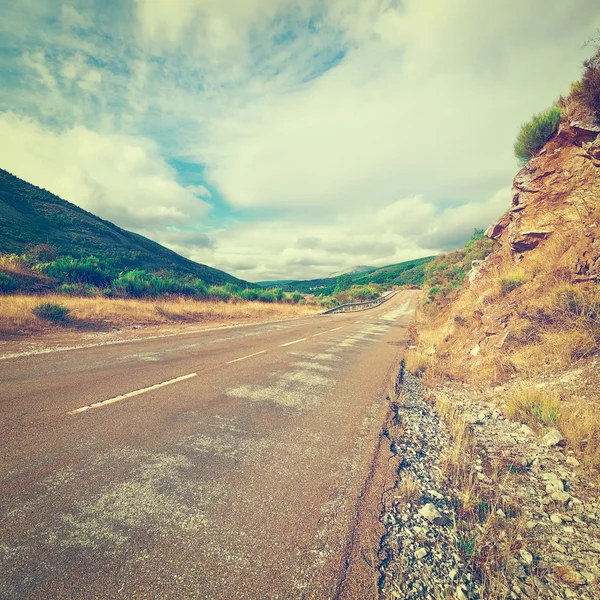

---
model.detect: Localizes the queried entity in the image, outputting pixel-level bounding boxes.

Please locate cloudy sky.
[1,1,599,281]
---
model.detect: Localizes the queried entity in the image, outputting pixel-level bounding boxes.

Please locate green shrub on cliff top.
[514,106,561,165]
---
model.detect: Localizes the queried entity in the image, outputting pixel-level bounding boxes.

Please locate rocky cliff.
[486,117,600,282]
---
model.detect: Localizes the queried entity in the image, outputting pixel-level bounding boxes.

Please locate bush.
[25,243,58,263]
[32,302,70,322]
[44,256,113,287]
[573,48,600,115]
[290,291,303,304]
[514,106,561,165]
[0,273,17,293]
[59,283,100,297]
[240,289,259,301]
[208,286,231,302]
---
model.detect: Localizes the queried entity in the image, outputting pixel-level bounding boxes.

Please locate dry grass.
[504,387,560,432]
[498,269,526,296]
[502,386,600,474]
[0,254,34,276]
[403,349,431,376]
[0,294,321,337]
[396,472,420,503]
[557,403,600,473]
[432,392,526,598]
[436,394,475,485]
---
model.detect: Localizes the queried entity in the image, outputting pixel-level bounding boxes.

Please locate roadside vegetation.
[0,247,323,337]
[423,229,498,307]
[0,293,320,337]
[403,47,600,483]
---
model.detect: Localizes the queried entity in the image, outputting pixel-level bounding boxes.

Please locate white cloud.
[200,0,600,213]
[0,112,210,231]
[3,0,600,281]
[190,187,507,281]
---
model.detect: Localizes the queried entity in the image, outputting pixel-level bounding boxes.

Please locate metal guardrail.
[321,290,397,315]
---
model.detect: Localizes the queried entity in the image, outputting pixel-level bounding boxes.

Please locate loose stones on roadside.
[541,428,564,447]
[418,502,442,523]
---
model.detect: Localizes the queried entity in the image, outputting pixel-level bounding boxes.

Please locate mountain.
[263,256,435,294]
[0,168,251,287]
[327,265,376,278]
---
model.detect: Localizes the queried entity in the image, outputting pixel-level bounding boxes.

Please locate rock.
[551,490,571,503]
[589,542,600,553]
[467,260,485,286]
[550,513,563,524]
[414,547,427,560]
[418,503,442,523]
[566,456,580,467]
[424,344,436,356]
[507,558,526,579]
[470,343,480,357]
[520,424,534,436]
[455,585,469,600]
[541,429,564,447]
[519,549,534,565]
[427,489,443,500]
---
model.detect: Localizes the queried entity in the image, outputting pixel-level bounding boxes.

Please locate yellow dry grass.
[432,391,526,599]
[504,387,560,432]
[396,472,420,503]
[557,402,600,474]
[0,294,321,337]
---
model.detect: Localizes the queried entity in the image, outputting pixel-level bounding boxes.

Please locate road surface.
[0,290,417,599]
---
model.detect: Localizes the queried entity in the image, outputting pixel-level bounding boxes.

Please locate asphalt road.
[0,290,417,599]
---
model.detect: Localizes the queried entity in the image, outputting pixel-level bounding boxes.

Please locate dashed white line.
[226,350,267,364]
[329,326,343,332]
[68,373,197,415]
[280,337,307,347]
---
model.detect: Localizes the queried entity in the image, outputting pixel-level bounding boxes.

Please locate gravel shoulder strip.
[377,373,600,599]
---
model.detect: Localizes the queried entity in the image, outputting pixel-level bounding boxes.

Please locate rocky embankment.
[377,372,600,599]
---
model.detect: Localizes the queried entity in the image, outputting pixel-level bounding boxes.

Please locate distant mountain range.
[0,168,251,287]
[327,265,376,278]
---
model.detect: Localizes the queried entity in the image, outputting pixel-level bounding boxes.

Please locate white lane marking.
[329,326,343,332]
[280,337,307,347]
[226,350,267,364]
[312,331,328,337]
[68,373,197,415]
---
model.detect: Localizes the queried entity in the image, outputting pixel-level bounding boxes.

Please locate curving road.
[0,290,417,599]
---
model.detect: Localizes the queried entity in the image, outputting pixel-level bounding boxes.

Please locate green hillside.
[270,256,434,295]
[353,256,434,286]
[0,168,250,287]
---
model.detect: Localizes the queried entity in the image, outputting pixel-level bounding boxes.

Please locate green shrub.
[59,283,100,297]
[240,289,259,301]
[572,48,600,115]
[0,273,17,293]
[45,256,113,287]
[514,106,561,165]
[258,290,275,303]
[290,291,303,304]
[32,302,70,322]
[208,286,231,301]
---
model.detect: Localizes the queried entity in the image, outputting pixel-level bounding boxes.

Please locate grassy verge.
[0,294,321,337]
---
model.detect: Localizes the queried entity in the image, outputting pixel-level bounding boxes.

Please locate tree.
[334,274,353,294]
